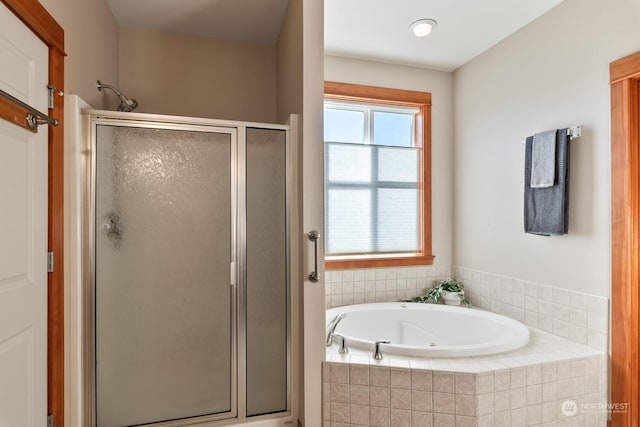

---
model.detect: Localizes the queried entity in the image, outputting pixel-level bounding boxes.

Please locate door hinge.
[47,252,54,273]
[47,414,53,427]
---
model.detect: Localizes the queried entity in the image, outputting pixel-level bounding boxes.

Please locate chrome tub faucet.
[325,312,346,346]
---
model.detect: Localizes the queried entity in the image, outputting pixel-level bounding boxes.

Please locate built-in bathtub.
[323,303,608,426]
[326,303,530,358]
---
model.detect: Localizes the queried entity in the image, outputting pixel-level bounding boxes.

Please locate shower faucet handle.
[373,340,391,360]
[333,333,349,354]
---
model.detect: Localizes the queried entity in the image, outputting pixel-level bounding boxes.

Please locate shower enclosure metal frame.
[80,110,295,427]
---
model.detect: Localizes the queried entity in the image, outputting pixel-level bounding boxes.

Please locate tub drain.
[429,342,437,347]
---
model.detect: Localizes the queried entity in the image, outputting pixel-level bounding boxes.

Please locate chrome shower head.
[96,80,138,112]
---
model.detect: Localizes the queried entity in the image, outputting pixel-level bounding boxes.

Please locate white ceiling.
[105,0,289,45]
[106,0,564,71]
[325,0,565,71]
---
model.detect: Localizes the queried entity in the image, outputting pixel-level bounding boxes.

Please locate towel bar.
[0,87,58,131]
[521,126,581,144]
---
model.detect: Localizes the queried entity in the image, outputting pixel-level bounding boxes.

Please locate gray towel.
[530,130,557,188]
[524,129,570,236]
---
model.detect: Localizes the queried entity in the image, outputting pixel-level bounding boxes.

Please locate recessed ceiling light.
[410,19,437,37]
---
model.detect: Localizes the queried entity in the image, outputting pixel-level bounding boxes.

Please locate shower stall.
[80,110,295,427]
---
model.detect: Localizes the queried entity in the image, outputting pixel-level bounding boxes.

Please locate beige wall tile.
[433,392,455,414]
[323,382,330,402]
[494,390,510,413]
[527,404,542,425]
[494,370,510,392]
[390,409,411,427]
[526,364,542,385]
[411,391,433,412]
[350,404,370,425]
[371,387,391,408]
[510,407,526,426]
[510,367,526,389]
[390,368,411,389]
[433,413,454,427]
[526,384,542,406]
[476,394,494,416]
[412,370,432,391]
[331,364,349,383]
[330,383,349,403]
[542,382,557,403]
[455,373,477,395]
[371,406,391,427]
[350,365,369,386]
[411,411,433,427]
[455,395,477,416]
[476,373,494,395]
[371,366,391,387]
[330,402,350,423]
[542,401,557,423]
[493,411,510,427]
[477,414,494,427]
[323,362,331,382]
[433,372,454,393]
[541,362,557,383]
[510,387,526,409]
[350,385,370,406]
[391,389,411,410]
[455,415,477,427]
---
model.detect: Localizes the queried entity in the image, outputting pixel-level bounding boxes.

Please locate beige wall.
[324,55,454,270]
[276,0,303,123]
[452,0,640,297]
[39,0,119,109]
[118,28,278,123]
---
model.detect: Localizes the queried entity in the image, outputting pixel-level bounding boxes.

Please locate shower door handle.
[307,230,320,283]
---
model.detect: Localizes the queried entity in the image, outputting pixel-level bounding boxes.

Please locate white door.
[0,3,49,427]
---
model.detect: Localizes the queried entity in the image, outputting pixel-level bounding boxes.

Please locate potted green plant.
[405,278,471,307]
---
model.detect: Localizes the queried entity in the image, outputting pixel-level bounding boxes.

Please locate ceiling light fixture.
[410,19,437,37]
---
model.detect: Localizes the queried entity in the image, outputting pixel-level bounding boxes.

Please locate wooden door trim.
[0,0,65,426]
[610,51,640,427]
[611,51,640,85]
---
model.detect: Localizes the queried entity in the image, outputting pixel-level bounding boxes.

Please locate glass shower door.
[93,124,236,427]
[245,127,288,416]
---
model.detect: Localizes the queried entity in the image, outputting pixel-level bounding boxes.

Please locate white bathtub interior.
[327,303,530,357]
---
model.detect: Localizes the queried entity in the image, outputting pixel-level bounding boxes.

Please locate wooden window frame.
[610,50,640,427]
[324,81,434,270]
[0,0,65,425]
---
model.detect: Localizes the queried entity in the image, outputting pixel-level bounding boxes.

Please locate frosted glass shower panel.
[95,125,234,426]
[246,128,288,416]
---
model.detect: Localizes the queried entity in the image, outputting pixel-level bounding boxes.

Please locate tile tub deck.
[323,327,608,426]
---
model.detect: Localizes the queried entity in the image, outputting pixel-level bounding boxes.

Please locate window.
[324,81,434,269]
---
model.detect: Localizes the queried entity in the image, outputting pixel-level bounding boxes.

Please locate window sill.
[325,255,435,270]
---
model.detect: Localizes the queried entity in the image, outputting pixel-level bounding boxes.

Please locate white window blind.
[324,101,421,257]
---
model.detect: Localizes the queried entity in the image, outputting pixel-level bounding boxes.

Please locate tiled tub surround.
[323,327,608,426]
[453,266,609,352]
[325,266,451,309]
[326,265,609,353]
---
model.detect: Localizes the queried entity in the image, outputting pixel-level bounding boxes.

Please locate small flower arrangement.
[405,278,471,307]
